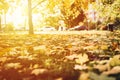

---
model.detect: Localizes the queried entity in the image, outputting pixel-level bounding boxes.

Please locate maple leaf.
[75,53,89,65]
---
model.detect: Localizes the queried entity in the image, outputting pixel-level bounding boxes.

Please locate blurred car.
[38,27,56,31]
[68,25,88,31]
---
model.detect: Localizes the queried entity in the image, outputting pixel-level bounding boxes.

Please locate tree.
[59,0,85,28]
[92,0,120,25]
[26,0,90,30]
[28,0,46,34]
[46,0,89,28]
[0,0,9,31]
[28,0,33,34]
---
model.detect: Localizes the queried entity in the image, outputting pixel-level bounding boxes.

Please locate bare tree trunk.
[4,11,6,29]
[28,0,34,34]
[0,15,1,31]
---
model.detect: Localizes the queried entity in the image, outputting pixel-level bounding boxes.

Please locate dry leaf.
[74,64,88,70]
[31,69,47,76]
[55,77,63,80]
[79,71,89,80]
[102,66,120,75]
[75,54,89,65]
[4,63,22,69]
[65,54,78,60]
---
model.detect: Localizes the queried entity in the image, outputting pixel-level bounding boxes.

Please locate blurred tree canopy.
[0,0,9,30]
[0,0,120,31]
[0,0,9,13]
[92,0,120,25]
[46,0,89,28]
[42,0,120,28]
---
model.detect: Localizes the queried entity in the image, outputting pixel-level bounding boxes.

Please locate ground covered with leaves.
[0,31,120,80]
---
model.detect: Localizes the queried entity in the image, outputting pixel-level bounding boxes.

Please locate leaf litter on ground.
[0,31,120,80]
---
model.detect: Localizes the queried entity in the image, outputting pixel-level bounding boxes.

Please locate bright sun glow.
[1,0,60,30]
[4,0,45,30]
[4,1,28,29]
[7,7,25,28]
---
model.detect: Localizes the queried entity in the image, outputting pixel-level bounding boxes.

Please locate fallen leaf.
[31,68,48,76]
[0,57,7,62]
[79,71,89,80]
[74,64,88,70]
[94,64,109,72]
[65,54,78,60]
[55,77,63,80]
[89,72,115,80]
[109,55,120,67]
[75,54,89,65]
[102,66,120,75]
[4,63,22,69]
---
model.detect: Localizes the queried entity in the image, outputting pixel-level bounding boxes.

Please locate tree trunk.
[4,10,6,30]
[0,15,1,31]
[28,0,34,34]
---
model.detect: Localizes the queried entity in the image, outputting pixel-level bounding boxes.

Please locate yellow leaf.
[79,71,89,80]
[55,77,63,80]
[109,55,120,67]
[65,54,78,60]
[101,45,108,50]
[33,64,39,69]
[4,63,22,69]
[75,54,89,65]
[31,69,47,76]
[33,45,46,54]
